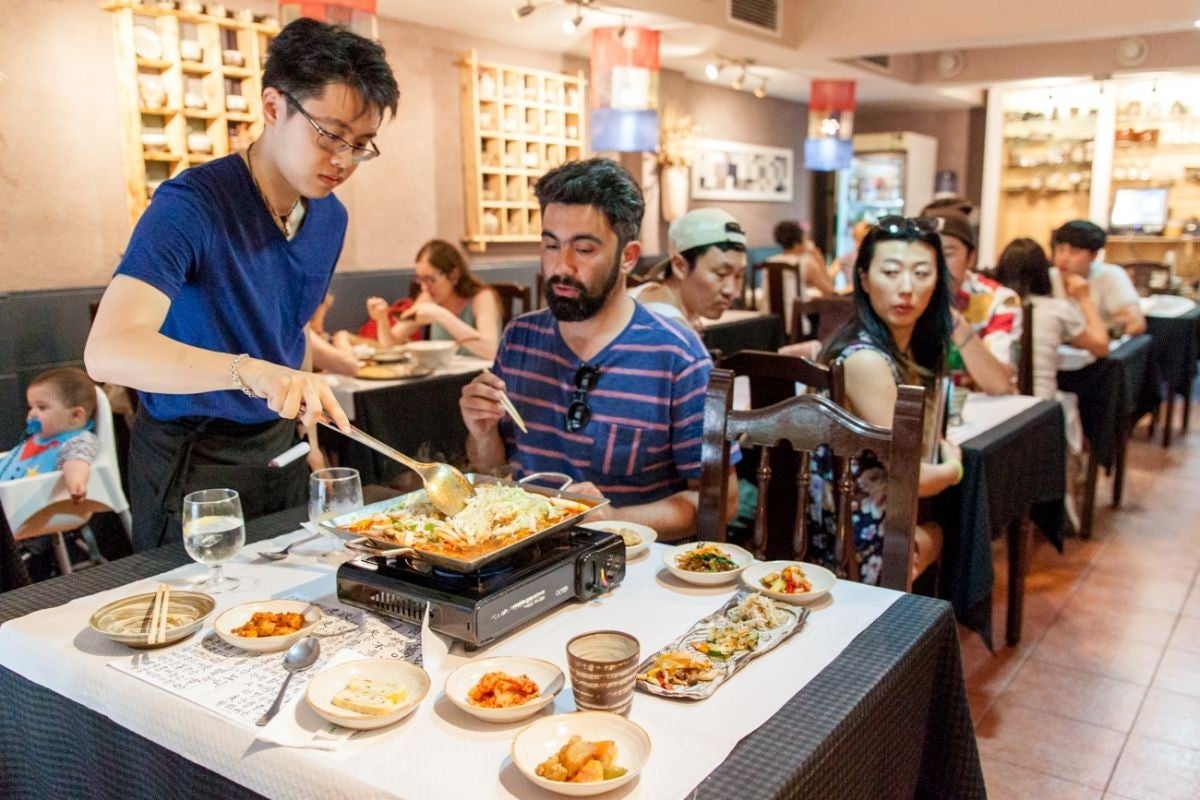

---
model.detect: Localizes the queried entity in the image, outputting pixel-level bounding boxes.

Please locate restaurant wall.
[0,0,810,293]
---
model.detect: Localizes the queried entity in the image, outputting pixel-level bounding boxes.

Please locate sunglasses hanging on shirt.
[565,364,600,432]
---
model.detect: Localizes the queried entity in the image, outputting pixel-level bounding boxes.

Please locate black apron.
[128,407,308,551]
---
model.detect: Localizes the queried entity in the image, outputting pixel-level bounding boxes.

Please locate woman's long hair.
[416,239,484,298]
[821,223,954,382]
[994,237,1053,298]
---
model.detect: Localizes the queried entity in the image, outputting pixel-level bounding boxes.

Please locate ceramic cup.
[565,631,639,716]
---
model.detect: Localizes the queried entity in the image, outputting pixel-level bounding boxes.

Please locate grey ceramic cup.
[566,630,640,716]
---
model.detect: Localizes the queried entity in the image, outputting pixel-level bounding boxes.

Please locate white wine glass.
[182,488,245,593]
[309,467,363,560]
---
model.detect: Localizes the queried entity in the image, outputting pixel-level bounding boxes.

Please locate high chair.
[0,386,132,576]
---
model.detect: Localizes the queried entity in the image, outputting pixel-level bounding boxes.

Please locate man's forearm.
[465,428,508,474]
[613,490,698,542]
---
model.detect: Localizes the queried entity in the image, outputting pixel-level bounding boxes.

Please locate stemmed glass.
[182,488,245,593]
[309,467,363,560]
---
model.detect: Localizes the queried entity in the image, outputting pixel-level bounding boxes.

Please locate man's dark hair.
[1051,219,1106,253]
[534,158,645,249]
[995,237,1053,298]
[670,241,747,278]
[773,220,803,250]
[263,18,399,120]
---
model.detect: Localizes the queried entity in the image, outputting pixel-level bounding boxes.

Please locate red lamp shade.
[805,80,856,171]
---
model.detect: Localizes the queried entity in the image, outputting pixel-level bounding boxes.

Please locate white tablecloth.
[947,393,1042,446]
[324,355,493,421]
[0,529,901,800]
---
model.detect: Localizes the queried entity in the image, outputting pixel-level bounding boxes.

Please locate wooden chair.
[1017,299,1034,396]
[756,259,800,336]
[789,294,855,345]
[489,282,531,326]
[696,368,926,590]
[1122,261,1171,297]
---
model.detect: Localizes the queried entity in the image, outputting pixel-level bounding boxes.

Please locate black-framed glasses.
[280,90,381,164]
[565,364,600,432]
[875,215,943,237]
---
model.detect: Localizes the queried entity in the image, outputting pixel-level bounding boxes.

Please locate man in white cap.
[630,207,748,330]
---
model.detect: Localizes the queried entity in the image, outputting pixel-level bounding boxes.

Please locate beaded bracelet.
[230,353,257,398]
[946,458,964,485]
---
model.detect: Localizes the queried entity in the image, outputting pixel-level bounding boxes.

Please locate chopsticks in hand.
[147,583,171,645]
[482,368,528,433]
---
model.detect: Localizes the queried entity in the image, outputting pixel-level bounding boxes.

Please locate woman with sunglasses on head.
[365,239,502,360]
[85,19,398,551]
[807,216,965,583]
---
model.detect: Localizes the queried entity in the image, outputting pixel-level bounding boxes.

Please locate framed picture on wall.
[691,139,794,202]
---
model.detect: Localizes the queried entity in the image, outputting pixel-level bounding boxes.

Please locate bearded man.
[459,158,737,541]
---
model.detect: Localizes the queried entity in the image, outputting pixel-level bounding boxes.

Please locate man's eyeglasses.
[565,364,600,432]
[279,90,381,164]
[875,215,943,237]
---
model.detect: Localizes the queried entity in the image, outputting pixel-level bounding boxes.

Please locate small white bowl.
[403,340,457,370]
[741,560,836,604]
[444,656,564,723]
[579,520,657,558]
[511,711,650,796]
[213,600,322,653]
[662,542,754,586]
[306,658,430,730]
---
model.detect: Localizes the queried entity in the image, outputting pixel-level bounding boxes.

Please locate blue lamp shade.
[804,138,853,171]
[591,108,658,153]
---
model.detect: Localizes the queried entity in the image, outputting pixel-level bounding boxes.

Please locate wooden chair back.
[1122,261,1170,297]
[790,294,855,345]
[717,349,845,408]
[1017,299,1034,396]
[489,282,531,326]
[756,259,799,333]
[696,368,925,590]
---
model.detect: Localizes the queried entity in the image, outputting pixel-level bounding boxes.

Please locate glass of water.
[182,488,245,593]
[309,468,363,558]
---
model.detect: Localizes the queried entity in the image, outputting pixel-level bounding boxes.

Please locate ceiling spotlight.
[753,78,767,99]
[705,61,721,80]
[562,1,584,34]
[512,2,535,19]
[731,63,747,91]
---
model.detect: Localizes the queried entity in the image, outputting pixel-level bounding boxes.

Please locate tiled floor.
[964,404,1200,799]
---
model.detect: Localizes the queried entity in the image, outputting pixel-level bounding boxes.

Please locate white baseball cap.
[668,208,747,255]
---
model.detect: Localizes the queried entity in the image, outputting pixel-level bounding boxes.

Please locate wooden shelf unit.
[458,49,587,252]
[104,1,278,228]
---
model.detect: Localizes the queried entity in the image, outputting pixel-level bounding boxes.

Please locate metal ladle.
[318,417,474,516]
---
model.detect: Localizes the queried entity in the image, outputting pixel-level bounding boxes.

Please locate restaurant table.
[697,310,786,358]
[1143,302,1200,447]
[937,394,1066,650]
[0,506,984,800]
[322,356,492,486]
[1057,334,1155,536]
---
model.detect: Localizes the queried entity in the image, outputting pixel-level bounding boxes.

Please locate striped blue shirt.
[492,304,734,507]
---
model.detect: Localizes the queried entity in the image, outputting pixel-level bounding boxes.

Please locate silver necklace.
[246,142,300,237]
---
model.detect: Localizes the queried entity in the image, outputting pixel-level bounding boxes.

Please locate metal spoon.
[259,533,324,561]
[256,636,320,726]
[318,417,474,516]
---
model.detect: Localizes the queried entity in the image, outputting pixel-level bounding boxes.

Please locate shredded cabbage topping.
[345,484,589,556]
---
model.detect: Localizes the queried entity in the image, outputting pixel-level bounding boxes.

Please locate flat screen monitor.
[1110,187,1168,233]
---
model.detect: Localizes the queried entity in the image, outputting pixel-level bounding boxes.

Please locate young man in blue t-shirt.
[460,158,738,542]
[85,19,398,550]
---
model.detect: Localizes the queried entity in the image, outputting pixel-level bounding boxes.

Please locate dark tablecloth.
[322,370,481,486]
[934,399,1066,649]
[702,313,786,358]
[0,504,983,800]
[1147,307,1200,397]
[1057,335,1155,469]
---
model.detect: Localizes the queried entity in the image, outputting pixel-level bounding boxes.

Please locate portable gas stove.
[336,527,626,649]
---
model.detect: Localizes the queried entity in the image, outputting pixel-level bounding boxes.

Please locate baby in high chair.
[0,368,100,502]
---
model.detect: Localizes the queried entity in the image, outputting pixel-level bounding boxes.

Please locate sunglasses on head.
[565,364,600,432]
[875,215,943,237]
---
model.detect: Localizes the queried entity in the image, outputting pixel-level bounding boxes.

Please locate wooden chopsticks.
[482,368,528,433]
[147,583,171,645]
